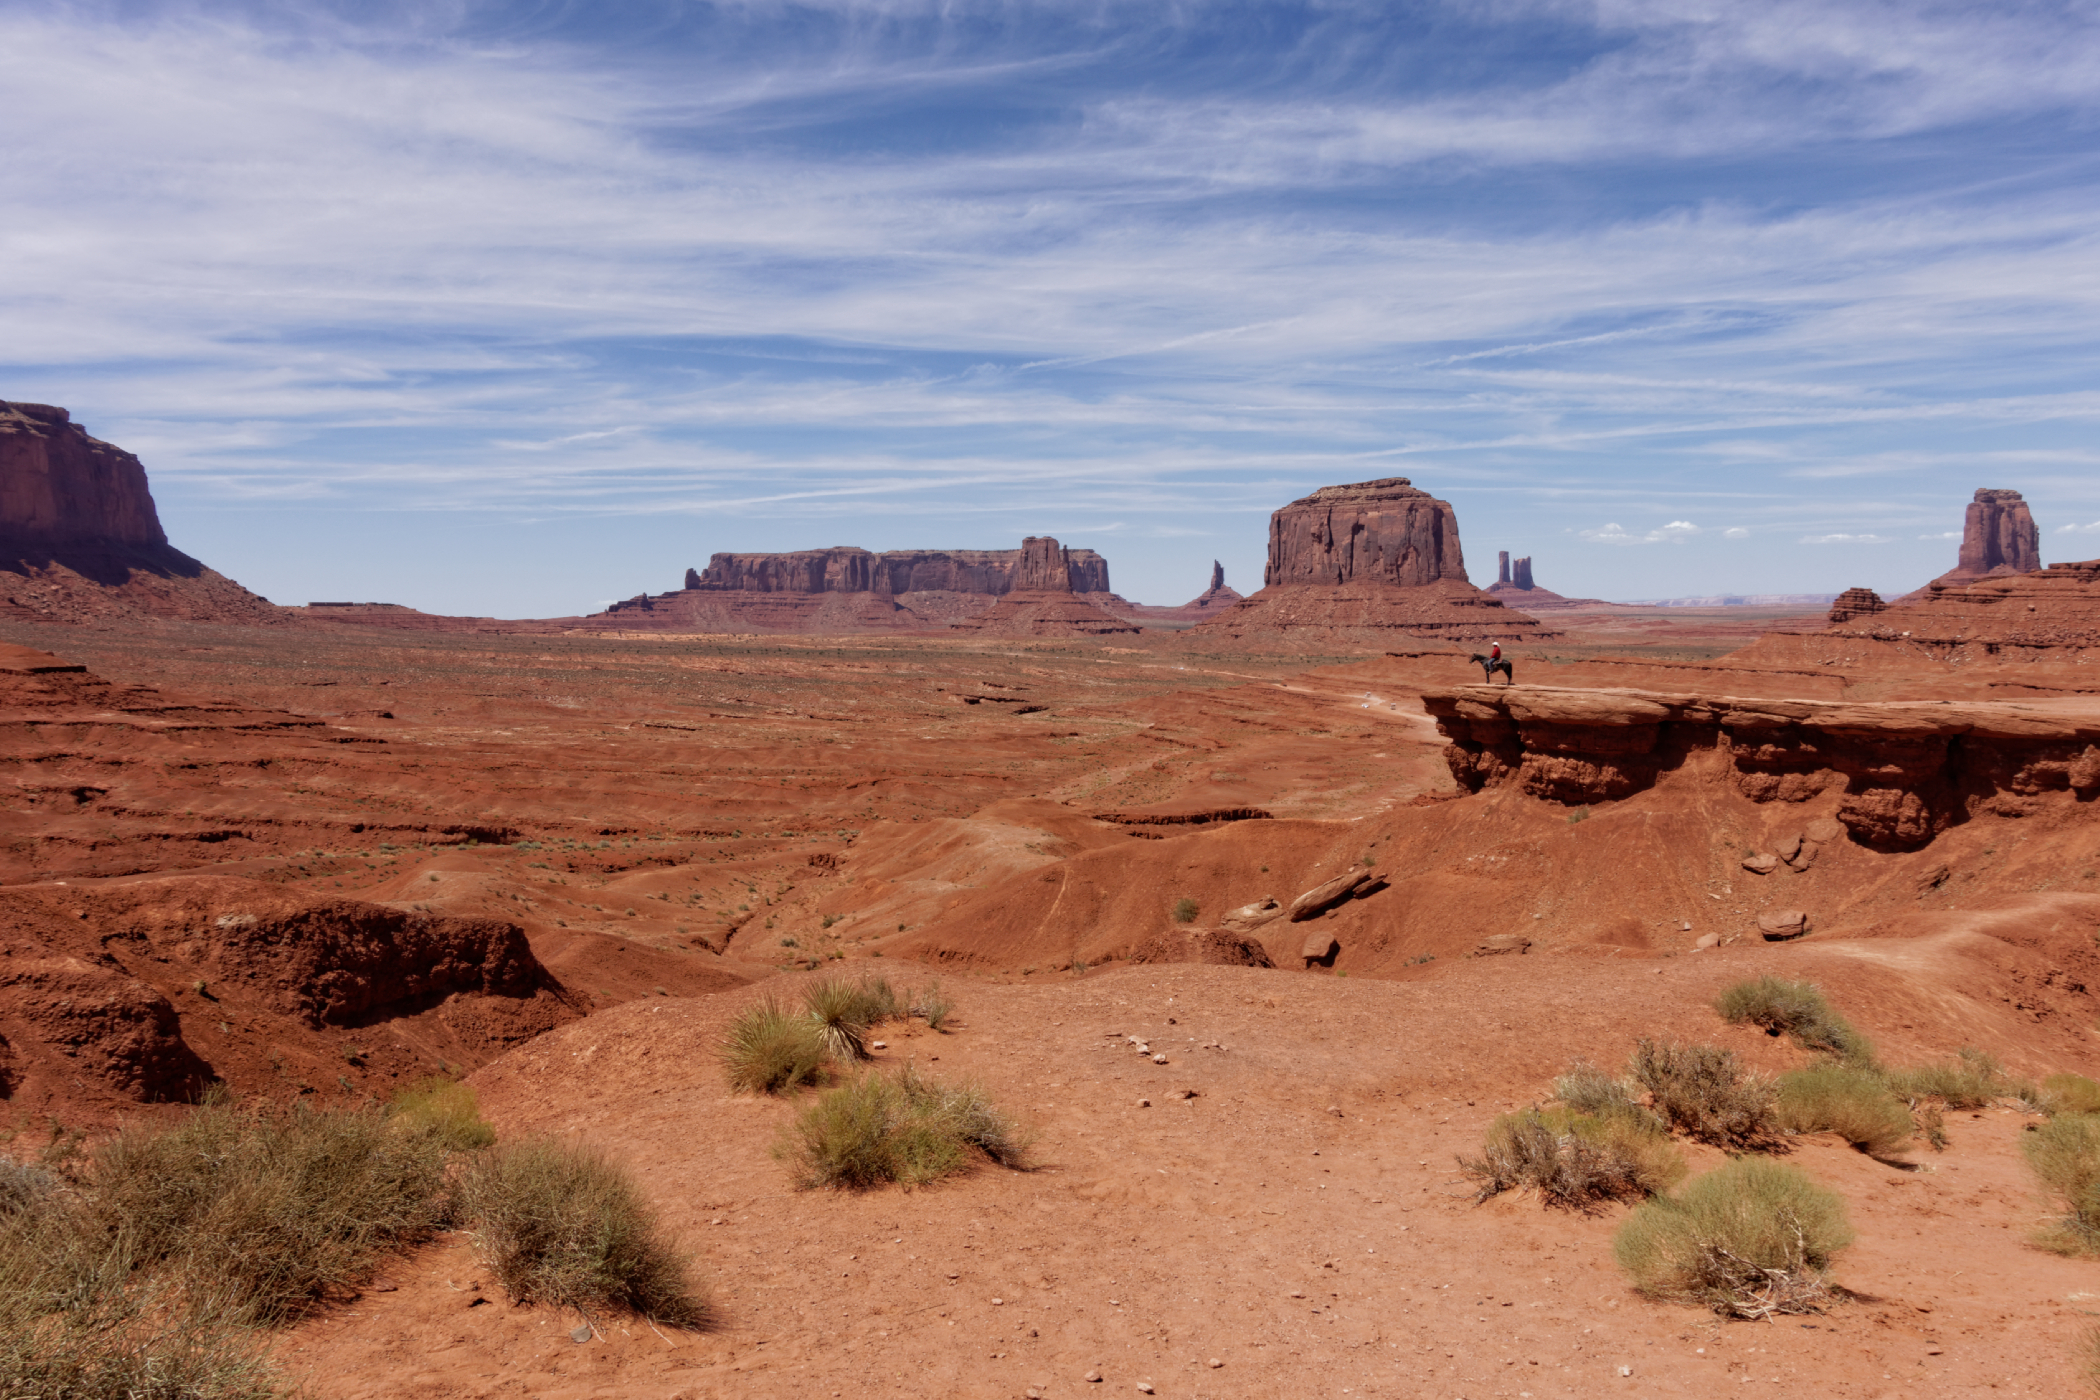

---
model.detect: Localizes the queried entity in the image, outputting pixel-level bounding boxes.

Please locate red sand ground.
[3,610,2098,1398]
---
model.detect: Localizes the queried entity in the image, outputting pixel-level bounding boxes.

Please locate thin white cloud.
[1580,520,1703,544]
[1802,532,1892,544]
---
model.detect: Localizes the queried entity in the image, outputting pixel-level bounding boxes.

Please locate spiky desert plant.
[720,997,828,1094]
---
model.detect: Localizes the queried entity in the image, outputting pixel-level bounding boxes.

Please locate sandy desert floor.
[4,608,2097,1399]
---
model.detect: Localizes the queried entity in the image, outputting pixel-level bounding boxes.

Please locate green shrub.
[720,998,828,1094]
[1883,1047,2035,1110]
[1614,1157,1854,1317]
[462,1138,706,1326]
[86,1098,451,1323]
[1628,1039,1779,1151]
[1555,1061,1659,1126]
[803,978,882,1061]
[910,979,954,1032]
[1774,1064,1913,1157]
[2022,1111,2100,1256]
[388,1076,497,1151]
[1714,977,1874,1063]
[2044,1074,2100,1117]
[781,1066,1030,1191]
[1171,897,1199,924]
[1460,1106,1684,1209]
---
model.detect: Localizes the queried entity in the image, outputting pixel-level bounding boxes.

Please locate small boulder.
[1804,817,1845,845]
[1757,910,1810,940]
[1693,932,1720,950]
[1301,930,1339,967]
[1742,852,1781,875]
[1472,934,1531,957]
[1220,897,1285,932]
[1775,834,1803,862]
[1288,869,1380,922]
[1785,842,1819,872]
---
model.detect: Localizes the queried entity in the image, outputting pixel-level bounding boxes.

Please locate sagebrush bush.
[721,997,829,1094]
[462,1138,707,1326]
[1628,1039,1779,1150]
[1555,1061,1659,1126]
[389,1076,497,1150]
[0,1158,58,1217]
[1614,1156,1854,1317]
[1461,1106,1684,1209]
[1714,977,1874,1064]
[1883,1047,2035,1110]
[1775,1063,1914,1158]
[782,1066,1030,1191]
[2044,1074,2100,1117]
[2022,1111,2100,1256]
[86,1097,451,1323]
[910,979,954,1031]
[1171,896,1199,924]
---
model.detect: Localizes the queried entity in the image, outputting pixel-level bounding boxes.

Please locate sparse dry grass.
[389,1076,497,1150]
[462,1138,707,1327]
[1628,1039,1780,1151]
[1614,1156,1854,1318]
[1171,896,1199,924]
[1715,977,1874,1064]
[804,977,884,1060]
[781,1066,1030,1191]
[1775,1064,1914,1158]
[1461,1106,1685,1209]
[85,1097,451,1323]
[2022,1111,2100,1256]
[721,997,830,1094]
[2044,1074,2100,1117]
[1883,1048,2036,1110]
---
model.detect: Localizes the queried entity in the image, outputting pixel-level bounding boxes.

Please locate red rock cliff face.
[1264,477,1467,587]
[0,402,167,546]
[1955,489,2040,579]
[693,543,1111,596]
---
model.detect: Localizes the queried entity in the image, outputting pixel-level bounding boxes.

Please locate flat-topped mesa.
[0,400,279,624]
[1952,488,2040,581]
[1425,682,2100,851]
[0,401,166,547]
[1263,476,1467,588]
[690,544,1112,597]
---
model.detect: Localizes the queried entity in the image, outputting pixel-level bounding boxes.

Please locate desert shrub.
[86,1098,450,1323]
[1714,977,1874,1064]
[721,997,829,1094]
[910,979,954,1031]
[2022,1111,2100,1256]
[781,1066,1030,1191]
[389,1076,497,1151]
[1613,1156,1854,1318]
[1774,1064,1913,1157]
[1171,896,1199,924]
[853,975,901,1022]
[0,1222,279,1400]
[803,978,882,1060]
[1460,1107,1685,1209]
[2082,1322,2100,1398]
[1555,1061,1657,1123]
[1883,1047,2036,1110]
[461,1138,706,1326]
[1628,1039,1779,1151]
[0,1158,58,1217]
[2044,1074,2100,1117]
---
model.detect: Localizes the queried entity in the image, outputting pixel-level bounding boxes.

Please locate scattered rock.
[1742,853,1780,875]
[1137,1098,1151,1108]
[1326,1104,1344,1117]
[1757,910,1810,940]
[1220,897,1285,932]
[1775,834,1802,862]
[1472,934,1530,957]
[1151,1054,1168,1064]
[1288,869,1381,922]
[1804,817,1844,844]
[1085,1369,1103,1382]
[1785,841,1819,872]
[1208,1357,1224,1368]
[1300,930,1339,968]
[1137,1385,1154,1394]
[1693,933,1720,950]
[570,1324,593,1343]
[1916,864,1951,894]
[870,1040,887,1050]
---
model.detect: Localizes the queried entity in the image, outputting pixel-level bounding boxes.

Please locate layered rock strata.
[1819,558,2100,655]
[948,536,1141,636]
[689,541,1112,596]
[1195,478,1557,644]
[1425,683,2100,851]
[0,400,278,623]
[1948,488,2041,581]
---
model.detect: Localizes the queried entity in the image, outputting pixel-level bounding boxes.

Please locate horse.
[1469,652,1514,685]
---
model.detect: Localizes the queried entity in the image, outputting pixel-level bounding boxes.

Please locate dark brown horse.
[1469,652,1514,684]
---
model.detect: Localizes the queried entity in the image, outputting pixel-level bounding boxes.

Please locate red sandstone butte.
[0,400,280,624]
[1195,476,1558,644]
[1948,487,2041,581]
[948,535,1141,636]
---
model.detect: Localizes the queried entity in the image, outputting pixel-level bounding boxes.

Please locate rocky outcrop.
[1263,477,1468,588]
[1496,552,1534,590]
[1818,558,2100,656]
[1194,478,1558,646]
[1951,489,2040,580]
[0,400,279,624]
[690,543,1112,597]
[1827,587,1887,624]
[1425,683,2100,851]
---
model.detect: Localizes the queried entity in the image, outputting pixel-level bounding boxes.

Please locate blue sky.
[6,0,2100,614]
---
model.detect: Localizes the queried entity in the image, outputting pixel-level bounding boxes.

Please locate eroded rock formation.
[0,399,279,623]
[689,543,1112,597]
[1952,489,2041,580]
[1195,478,1557,645]
[1426,683,2100,851]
